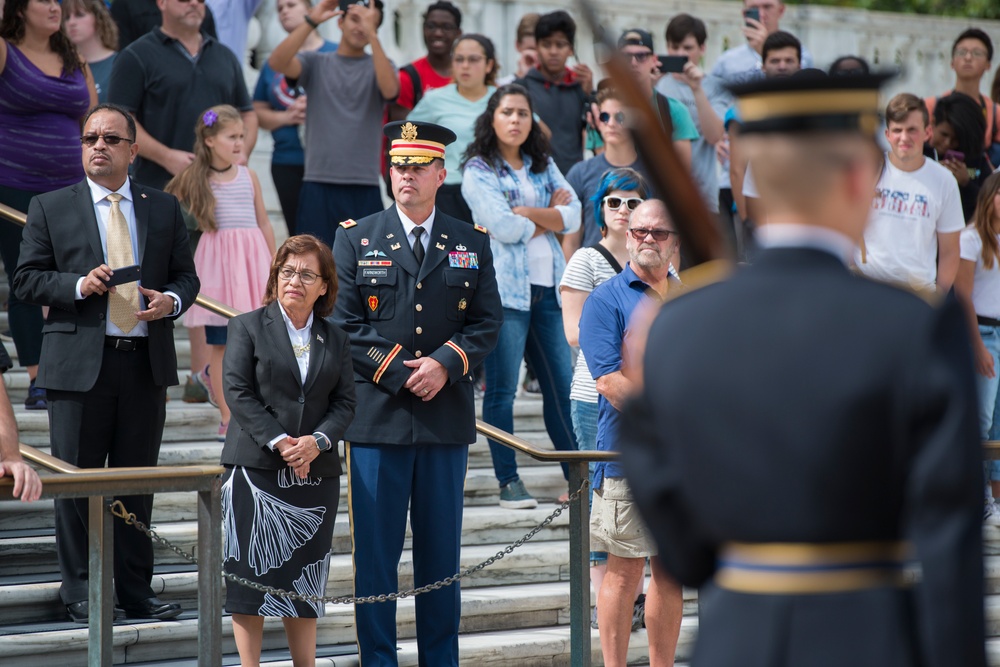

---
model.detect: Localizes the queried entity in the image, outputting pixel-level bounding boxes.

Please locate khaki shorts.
[590,476,657,559]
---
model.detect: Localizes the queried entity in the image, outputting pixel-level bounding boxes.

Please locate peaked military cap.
[729,69,894,136]
[384,120,457,166]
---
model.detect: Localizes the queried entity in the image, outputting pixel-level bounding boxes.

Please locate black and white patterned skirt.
[222,465,340,617]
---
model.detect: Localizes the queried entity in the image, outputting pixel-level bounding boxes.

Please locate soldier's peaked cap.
[728,69,894,136]
[384,120,457,166]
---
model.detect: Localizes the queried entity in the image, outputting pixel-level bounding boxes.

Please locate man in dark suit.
[332,120,503,666]
[14,103,200,623]
[619,73,986,667]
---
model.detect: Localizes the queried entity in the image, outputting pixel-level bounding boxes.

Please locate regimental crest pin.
[436,242,446,250]
[391,242,402,251]
[361,238,369,246]
[368,296,379,312]
[456,244,467,251]
[458,298,468,311]
[387,233,395,239]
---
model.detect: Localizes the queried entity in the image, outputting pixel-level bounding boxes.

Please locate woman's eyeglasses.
[603,196,643,211]
[599,111,627,126]
[278,267,321,285]
[80,134,134,147]
[628,227,676,242]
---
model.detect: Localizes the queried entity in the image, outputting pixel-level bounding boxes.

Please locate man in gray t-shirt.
[267,0,399,247]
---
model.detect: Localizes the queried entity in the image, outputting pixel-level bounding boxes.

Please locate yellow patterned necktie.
[105,193,140,334]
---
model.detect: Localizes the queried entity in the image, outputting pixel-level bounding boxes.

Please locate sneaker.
[24,380,46,410]
[522,377,541,394]
[217,421,228,442]
[197,365,218,408]
[182,375,209,404]
[631,593,645,632]
[591,606,599,630]
[985,500,1000,526]
[499,479,538,509]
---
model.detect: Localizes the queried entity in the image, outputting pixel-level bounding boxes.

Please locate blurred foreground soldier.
[332,120,502,666]
[619,72,986,667]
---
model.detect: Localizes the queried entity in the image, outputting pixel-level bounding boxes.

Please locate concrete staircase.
[1,309,998,665]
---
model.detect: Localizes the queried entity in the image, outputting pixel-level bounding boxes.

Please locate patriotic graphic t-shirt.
[855,155,964,290]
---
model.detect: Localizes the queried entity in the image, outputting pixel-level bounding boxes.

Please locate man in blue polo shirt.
[578,199,683,667]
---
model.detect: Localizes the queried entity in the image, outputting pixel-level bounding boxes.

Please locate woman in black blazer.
[221,234,356,666]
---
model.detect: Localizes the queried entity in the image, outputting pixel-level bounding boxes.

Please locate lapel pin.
[456,244,467,251]
[316,333,324,343]
[361,238,369,246]
[387,233,395,239]
[391,242,402,251]
[436,242,446,250]
[140,193,147,199]
[441,233,448,239]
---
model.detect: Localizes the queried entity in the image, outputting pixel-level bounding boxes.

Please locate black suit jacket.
[221,302,356,477]
[332,206,502,445]
[620,248,985,667]
[13,179,200,392]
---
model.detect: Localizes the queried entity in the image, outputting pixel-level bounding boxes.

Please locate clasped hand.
[277,435,320,479]
[403,357,448,401]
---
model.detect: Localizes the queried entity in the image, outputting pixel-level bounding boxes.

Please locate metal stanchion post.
[88,496,113,667]
[568,461,591,667]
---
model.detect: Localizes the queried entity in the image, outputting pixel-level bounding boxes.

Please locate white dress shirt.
[75,177,182,335]
[396,205,435,255]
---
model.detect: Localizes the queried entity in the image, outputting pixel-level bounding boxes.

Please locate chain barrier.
[109,477,588,606]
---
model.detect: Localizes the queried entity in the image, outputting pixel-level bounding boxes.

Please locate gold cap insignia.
[401,122,418,141]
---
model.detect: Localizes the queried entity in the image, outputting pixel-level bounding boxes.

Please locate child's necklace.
[210,163,234,173]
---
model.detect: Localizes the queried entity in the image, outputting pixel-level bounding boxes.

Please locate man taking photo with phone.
[711,0,813,85]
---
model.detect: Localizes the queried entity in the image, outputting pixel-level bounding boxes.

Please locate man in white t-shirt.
[856,94,964,292]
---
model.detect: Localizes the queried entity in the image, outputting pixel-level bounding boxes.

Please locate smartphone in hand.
[743,7,760,26]
[105,264,141,288]
[943,149,966,163]
[338,0,368,13]
[657,55,688,74]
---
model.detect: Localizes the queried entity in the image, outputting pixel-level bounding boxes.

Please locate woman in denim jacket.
[462,84,582,509]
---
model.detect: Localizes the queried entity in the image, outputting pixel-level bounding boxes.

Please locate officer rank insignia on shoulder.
[340,219,358,229]
[474,224,488,234]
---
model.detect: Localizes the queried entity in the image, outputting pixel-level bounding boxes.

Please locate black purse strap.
[588,242,624,274]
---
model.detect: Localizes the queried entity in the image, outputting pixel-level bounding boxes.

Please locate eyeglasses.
[176,0,207,4]
[955,48,988,59]
[599,111,627,126]
[628,227,676,242]
[454,55,485,65]
[624,52,652,63]
[278,267,321,285]
[80,134,134,146]
[604,196,643,211]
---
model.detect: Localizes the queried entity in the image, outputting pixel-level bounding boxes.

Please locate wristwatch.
[313,432,333,452]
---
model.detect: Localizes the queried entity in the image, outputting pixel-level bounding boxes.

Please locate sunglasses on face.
[625,52,652,63]
[80,134,133,146]
[604,196,643,211]
[599,111,627,126]
[628,227,676,242]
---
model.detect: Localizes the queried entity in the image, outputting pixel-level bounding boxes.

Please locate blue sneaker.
[24,380,46,410]
[499,479,538,509]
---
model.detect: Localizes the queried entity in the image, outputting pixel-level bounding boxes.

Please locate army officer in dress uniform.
[619,72,986,667]
[332,120,503,666]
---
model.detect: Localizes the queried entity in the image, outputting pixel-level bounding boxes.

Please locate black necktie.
[412,226,425,266]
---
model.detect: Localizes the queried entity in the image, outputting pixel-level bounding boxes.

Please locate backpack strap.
[402,63,423,108]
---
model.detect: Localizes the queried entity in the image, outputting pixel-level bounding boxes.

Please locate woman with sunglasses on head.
[564,86,654,258]
[462,84,582,509]
[0,0,97,411]
[560,166,649,628]
[408,33,497,224]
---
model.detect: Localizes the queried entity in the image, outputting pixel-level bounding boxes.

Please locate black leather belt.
[978,315,1000,327]
[105,336,148,351]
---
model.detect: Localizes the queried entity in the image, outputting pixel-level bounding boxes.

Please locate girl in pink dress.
[167,105,276,439]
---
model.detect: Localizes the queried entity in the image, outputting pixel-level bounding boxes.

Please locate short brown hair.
[515,13,539,44]
[595,85,621,107]
[263,235,338,317]
[885,93,929,127]
[63,0,119,51]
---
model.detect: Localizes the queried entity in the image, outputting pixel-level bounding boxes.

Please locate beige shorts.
[590,476,657,559]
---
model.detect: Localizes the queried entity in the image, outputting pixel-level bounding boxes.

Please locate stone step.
[0,499,573,575]
[0,581,654,666]
[0,462,569,531]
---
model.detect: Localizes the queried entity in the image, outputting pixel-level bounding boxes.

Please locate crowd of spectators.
[2,0,1000,661]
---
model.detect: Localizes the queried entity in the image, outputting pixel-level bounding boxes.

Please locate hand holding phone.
[743,7,760,26]
[943,149,965,163]
[105,264,141,288]
[657,55,688,74]
[338,0,368,13]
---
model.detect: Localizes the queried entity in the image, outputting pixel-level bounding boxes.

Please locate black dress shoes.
[66,600,125,623]
[120,596,183,620]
